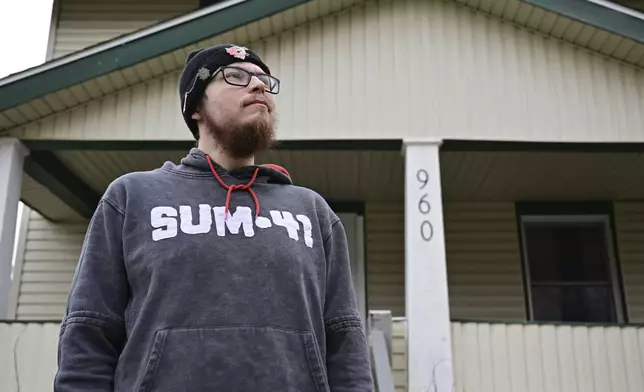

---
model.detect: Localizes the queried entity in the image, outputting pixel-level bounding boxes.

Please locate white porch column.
[0,138,29,319]
[403,139,453,392]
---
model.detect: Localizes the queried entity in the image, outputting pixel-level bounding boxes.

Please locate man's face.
[192,61,277,159]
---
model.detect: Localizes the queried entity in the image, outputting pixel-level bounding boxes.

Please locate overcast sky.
[1,0,54,276]
[0,0,54,78]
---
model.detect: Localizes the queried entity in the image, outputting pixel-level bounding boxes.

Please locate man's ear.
[191,109,202,121]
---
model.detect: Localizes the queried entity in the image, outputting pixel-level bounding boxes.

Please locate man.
[54,44,373,391]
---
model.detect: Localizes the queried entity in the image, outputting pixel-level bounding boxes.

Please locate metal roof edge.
[522,0,644,45]
[0,0,311,112]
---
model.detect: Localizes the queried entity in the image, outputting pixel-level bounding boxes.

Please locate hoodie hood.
[173,148,293,185]
[161,148,292,220]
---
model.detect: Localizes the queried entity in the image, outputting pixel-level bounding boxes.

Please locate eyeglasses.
[215,66,280,94]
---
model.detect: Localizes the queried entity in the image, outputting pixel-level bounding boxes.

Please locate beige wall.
[49,0,198,59]
[614,202,644,323]
[367,201,644,324]
[16,0,644,143]
[11,201,644,323]
[367,202,526,321]
[11,208,86,320]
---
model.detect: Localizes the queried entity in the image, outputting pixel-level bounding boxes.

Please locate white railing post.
[402,139,453,392]
[369,310,393,362]
[368,310,395,392]
[0,138,29,319]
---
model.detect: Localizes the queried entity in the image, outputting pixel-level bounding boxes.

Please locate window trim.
[518,210,626,323]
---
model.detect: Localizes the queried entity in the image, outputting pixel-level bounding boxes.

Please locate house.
[1,0,644,391]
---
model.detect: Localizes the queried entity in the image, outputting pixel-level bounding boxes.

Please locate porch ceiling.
[21,146,644,223]
[44,148,403,216]
[21,174,84,222]
[441,150,644,201]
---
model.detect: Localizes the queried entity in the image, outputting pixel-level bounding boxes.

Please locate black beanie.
[178,44,272,139]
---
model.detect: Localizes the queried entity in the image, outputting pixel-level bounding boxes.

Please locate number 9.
[417,169,429,189]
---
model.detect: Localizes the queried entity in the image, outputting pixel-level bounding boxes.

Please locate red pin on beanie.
[226,46,250,59]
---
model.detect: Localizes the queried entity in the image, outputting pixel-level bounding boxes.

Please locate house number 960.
[416,169,434,242]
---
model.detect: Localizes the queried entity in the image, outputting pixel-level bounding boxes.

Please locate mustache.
[242,96,273,111]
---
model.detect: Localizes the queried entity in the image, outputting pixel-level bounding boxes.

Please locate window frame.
[516,203,627,324]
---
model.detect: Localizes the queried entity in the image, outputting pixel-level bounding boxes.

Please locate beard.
[202,108,277,159]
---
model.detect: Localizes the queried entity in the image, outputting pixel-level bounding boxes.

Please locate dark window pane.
[531,285,616,323]
[524,222,611,282]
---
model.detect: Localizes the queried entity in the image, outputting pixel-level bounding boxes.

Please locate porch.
[2,317,643,391]
[1,138,644,391]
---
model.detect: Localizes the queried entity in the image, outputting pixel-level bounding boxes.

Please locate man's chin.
[241,110,272,124]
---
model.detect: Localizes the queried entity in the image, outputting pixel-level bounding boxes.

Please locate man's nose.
[248,75,266,93]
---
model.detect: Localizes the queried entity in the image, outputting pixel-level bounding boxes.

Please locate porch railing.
[2,317,644,392]
[368,310,396,392]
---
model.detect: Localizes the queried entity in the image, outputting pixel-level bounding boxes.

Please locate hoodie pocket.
[137,325,330,392]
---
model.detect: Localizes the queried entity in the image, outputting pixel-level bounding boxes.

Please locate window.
[518,207,625,323]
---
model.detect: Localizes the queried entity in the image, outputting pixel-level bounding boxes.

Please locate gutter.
[522,0,644,44]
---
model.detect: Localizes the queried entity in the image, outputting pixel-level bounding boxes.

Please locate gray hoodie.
[54,148,373,392]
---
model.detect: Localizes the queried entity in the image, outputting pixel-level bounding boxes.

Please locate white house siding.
[389,319,644,392]
[614,202,644,324]
[13,208,86,320]
[15,0,644,143]
[449,321,644,392]
[366,201,526,320]
[51,0,199,59]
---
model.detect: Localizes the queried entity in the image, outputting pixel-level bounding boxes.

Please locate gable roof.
[0,0,310,113]
[0,0,643,135]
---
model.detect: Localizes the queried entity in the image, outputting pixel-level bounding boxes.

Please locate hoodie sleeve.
[54,198,129,391]
[323,218,374,392]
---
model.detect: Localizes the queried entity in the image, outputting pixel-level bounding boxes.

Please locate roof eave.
[0,0,311,112]
[523,0,644,44]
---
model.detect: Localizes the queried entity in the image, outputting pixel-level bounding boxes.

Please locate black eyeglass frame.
[213,65,281,94]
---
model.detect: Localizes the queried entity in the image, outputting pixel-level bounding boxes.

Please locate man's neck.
[197,138,254,171]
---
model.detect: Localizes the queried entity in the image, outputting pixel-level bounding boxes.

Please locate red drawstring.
[206,154,260,220]
[261,163,290,178]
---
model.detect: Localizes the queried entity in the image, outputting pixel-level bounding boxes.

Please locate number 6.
[418,194,430,214]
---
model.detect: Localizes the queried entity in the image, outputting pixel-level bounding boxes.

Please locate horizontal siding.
[17,0,644,142]
[366,201,526,320]
[52,0,199,58]
[367,203,405,316]
[446,202,525,321]
[14,209,86,320]
[614,202,644,323]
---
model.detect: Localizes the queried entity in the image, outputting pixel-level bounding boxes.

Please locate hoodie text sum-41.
[53,148,374,392]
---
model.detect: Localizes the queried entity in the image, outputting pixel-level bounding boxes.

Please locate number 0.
[420,221,433,242]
